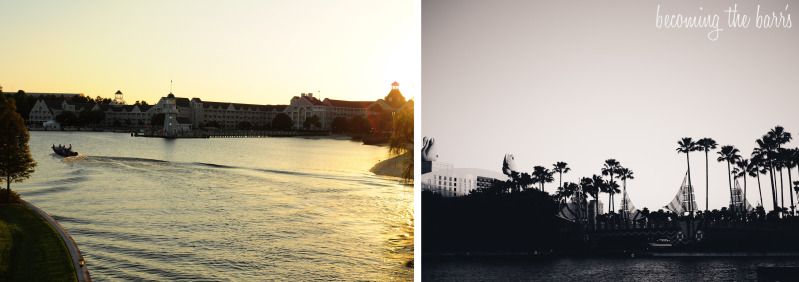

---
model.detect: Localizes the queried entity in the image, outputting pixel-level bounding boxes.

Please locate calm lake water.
[423,256,799,281]
[19,131,413,281]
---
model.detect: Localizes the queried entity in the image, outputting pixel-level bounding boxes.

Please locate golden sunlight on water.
[19,131,413,281]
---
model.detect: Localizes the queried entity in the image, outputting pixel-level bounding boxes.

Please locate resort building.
[20,81,408,131]
[281,81,409,130]
[421,167,508,197]
[28,98,95,126]
[190,99,286,129]
[284,93,330,130]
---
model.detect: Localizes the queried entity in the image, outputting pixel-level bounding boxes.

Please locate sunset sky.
[0,0,419,105]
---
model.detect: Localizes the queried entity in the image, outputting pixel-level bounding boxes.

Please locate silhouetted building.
[283,82,407,130]
[421,167,507,197]
[24,83,407,131]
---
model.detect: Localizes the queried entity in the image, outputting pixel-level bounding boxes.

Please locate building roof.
[44,99,63,111]
[115,90,122,94]
[298,95,326,106]
[323,99,373,108]
[384,88,406,109]
[23,92,83,98]
[96,104,111,111]
[201,100,287,111]
[176,98,190,107]
[269,105,288,111]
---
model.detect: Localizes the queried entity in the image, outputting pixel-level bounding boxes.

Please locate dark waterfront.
[423,256,799,281]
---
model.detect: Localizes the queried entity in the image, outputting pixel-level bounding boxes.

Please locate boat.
[648,238,673,249]
[52,144,78,157]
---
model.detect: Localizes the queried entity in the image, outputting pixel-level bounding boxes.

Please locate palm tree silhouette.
[754,139,778,211]
[718,145,741,213]
[677,138,700,212]
[617,167,634,221]
[602,159,621,213]
[553,162,571,190]
[735,159,750,213]
[747,156,766,207]
[792,148,799,212]
[556,182,580,218]
[697,138,718,211]
[767,126,792,213]
[778,148,796,214]
[519,172,533,192]
[532,166,554,192]
[581,176,600,229]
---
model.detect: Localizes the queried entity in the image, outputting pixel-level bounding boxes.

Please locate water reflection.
[19,131,413,281]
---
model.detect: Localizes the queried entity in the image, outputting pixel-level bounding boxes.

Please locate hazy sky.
[423,0,799,211]
[0,0,419,104]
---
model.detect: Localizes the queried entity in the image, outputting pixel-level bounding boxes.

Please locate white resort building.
[421,165,508,197]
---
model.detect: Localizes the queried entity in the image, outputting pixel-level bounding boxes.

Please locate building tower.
[163,92,178,137]
[384,81,407,109]
[113,90,126,105]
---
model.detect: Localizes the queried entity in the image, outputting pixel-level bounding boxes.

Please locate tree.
[331,117,349,133]
[779,148,796,214]
[78,110,92,125]
[580,176,600,229]
[55,111,78,126]
[717,145,741,213]
[151,113,165,126]
[677,138,700,212]
[792,148,799,211]
[89,110,105,124]
[697,138,718,211]
[389,100,414,182]
[272,113,293,131]
[560,182,581,218]
[601,159,621,213]
[754,138,778,211]
[303,115,321,130]
[617,167,634,221]
[532,166,554,192]
[349,115,370,134]
[552,161,571,190]
[0,95,36,203]
[767,126,792,213]
[748,155,766,207]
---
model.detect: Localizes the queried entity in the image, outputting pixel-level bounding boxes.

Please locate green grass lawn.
[0,204,77,282]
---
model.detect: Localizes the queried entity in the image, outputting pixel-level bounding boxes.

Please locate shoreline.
[21,200,91,281]
[370,152,412,180]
